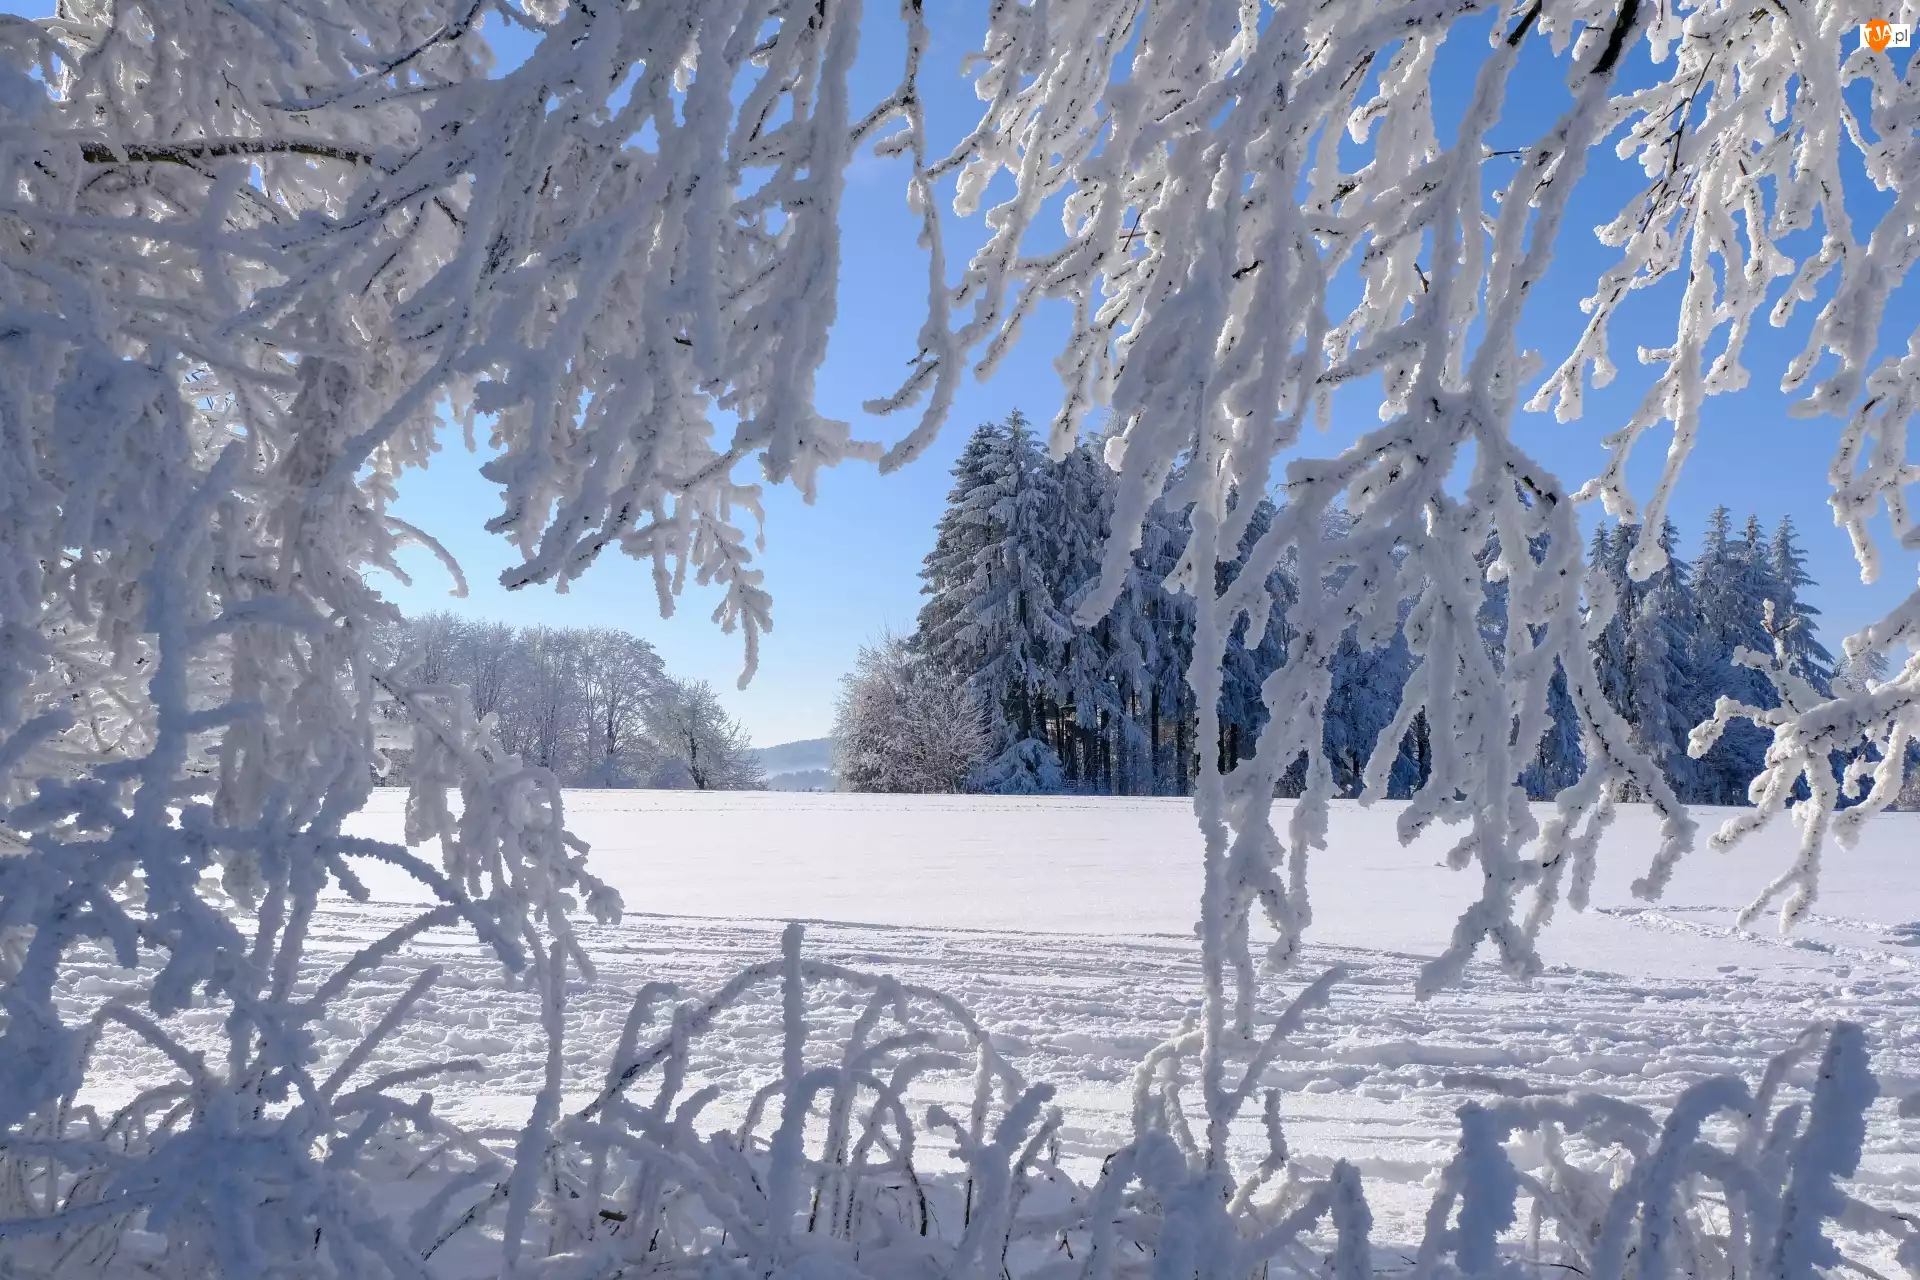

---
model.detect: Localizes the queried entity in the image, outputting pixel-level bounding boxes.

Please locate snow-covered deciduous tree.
[644,678,766,791]
[387,616,668,784]
[574,628,670,787]
[833,634,990,792]
[456,620,519,722]
[509,627,586,775]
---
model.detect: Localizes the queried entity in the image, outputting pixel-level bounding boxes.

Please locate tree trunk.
[1150,689,1161,795]
[1414,711,1431,791]
[1099,709,1111,792]
[1174,705,1189,796]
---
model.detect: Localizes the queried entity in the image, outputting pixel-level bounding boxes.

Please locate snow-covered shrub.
[968,738,1069,795]
[833,635,990,793]
[389,928,1916,1280]
[530,924,1069,1278]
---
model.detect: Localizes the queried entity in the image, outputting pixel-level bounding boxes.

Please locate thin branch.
[78,139,376,167]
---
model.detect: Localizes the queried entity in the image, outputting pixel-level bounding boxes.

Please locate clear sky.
[24,1,1913,747]
[371,7,1917,746]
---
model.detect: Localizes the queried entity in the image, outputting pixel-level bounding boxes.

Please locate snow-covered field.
[66,790,1920,1258]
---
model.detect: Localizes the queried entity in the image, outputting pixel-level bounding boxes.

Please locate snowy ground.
[65,790,1920,1257]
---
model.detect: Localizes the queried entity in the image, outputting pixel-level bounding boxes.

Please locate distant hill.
[753,737,835,780]
[763,768,834,793]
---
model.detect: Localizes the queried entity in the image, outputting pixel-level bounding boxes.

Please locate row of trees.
[1583,513,1885,805]
[385,614,765,790]
[846,413,1866,804]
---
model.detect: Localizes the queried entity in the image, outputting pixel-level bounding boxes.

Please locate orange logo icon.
[1861,18,1911,49]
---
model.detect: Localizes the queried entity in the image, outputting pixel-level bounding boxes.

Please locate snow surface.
[64,791,1920,1259]
[345,790,1920,981]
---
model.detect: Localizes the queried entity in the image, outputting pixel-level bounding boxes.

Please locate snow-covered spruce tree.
[914,412,1073,792]
[916,427,1301,796]
[1216,493,1298,781]
[832,633,990,792]
[1521,663,1586,798]
[1769,515,1835,688]
[1691,508,1782,802]
[1480,533,1583,798]
[1588,523,1638,729]
[1128,494,1202,792]
[1046,437,1128,790]
[1304,511,1431,799]
[914,421,1008,677]
[1323,620,1421,797]
[1623,522,1706,800]
[1831,647,1920,810]
[1588,520,1705,800]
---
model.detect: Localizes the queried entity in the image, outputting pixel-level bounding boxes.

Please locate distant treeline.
[889,412,1880,802]
[384,615,764,790]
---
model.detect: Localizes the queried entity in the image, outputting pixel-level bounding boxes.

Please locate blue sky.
[373,8,1915,745]
[377,4,1110,745]
[22,1,1915,746]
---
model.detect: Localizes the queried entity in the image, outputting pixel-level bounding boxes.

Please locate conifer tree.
[1685,510,1774,802]
[1315,513,1423,797]
[1049,440,1123,789]
[1623,521,1702,800]
[1520,666,1585,799]
[1216,494,1294,778]
[915,420,1009,673]
[916,413,1073,791]
[1588,522,1634,727]
[1130,492,1197,793]
[1768,516,1832,688]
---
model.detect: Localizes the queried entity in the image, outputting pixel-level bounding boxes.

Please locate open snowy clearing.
[64,790,1920,1262]
[342,789,1920,981]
